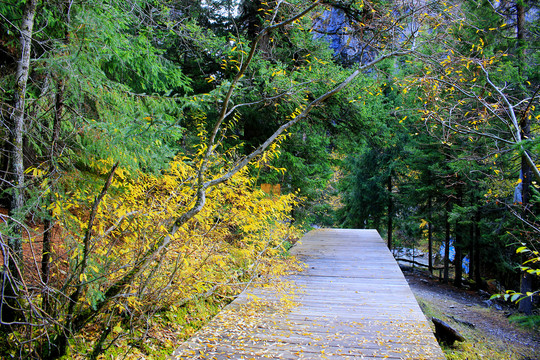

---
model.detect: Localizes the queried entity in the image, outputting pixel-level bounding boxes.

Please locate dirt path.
[404,267,540,360]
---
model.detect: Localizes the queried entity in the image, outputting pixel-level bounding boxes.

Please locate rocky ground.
[403,267,540,360]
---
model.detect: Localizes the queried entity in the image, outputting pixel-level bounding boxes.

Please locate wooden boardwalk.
[170,229,445,359]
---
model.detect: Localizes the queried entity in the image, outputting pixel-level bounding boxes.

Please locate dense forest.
[0,0,539,358]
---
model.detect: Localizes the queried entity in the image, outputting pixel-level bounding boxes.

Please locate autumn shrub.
[4,154,300,359]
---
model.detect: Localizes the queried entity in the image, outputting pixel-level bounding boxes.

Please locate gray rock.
[432,317,466,346]
[483,299,503,310]
[478,289,490,298]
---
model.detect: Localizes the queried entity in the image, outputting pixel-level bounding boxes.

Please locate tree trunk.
[428,195,433,274]
[42,80,64,314]
[474,213,481,288]
[468,224,474,285]
[443,203,450,284]
[2,0,38,325]
[8,0,37,273]
[453,182,463,288]
[518,140,533,314]
[517,0,526,74]
[454,227,462,288]
[387,175,392,250]
[516,0,533,316]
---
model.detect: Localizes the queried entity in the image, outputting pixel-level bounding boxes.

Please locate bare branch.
[480,65,540,183]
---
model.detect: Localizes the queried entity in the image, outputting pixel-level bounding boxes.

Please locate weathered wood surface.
[170,229,445,359]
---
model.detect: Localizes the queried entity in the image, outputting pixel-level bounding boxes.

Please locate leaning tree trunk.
[2,0,38,325]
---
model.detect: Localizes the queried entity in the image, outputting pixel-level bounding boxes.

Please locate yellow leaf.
[113,324,123,333]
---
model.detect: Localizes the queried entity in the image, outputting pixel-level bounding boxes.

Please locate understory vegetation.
[414,283,538,360]
[0,0,539,358]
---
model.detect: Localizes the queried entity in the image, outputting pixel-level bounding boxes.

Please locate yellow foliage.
[49,148,301,355]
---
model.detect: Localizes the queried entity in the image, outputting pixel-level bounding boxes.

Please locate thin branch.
[436,117,514,145]
[66,162,118,328]
[481,65,540,183]
[223,80,316,119]
[207,49,410,190]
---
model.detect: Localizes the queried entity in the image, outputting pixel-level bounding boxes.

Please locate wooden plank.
[170,229,445,359]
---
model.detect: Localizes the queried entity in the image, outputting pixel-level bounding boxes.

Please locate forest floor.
[404,267,540,360]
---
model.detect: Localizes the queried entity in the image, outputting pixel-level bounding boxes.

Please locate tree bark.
[42,80,64,314]
[42,0,70,316]
[453,182,463,288]
[474,212,481,288]
[428,194,433,274]
[444,204,450,284]
[2,0,38,325]
[8,0,37,273]
[468,224,474,285]
[516,0,533,316]
[454,228,462,288]
[517,0,526,74]
[387,174,392,250]
[518,131,533,315]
